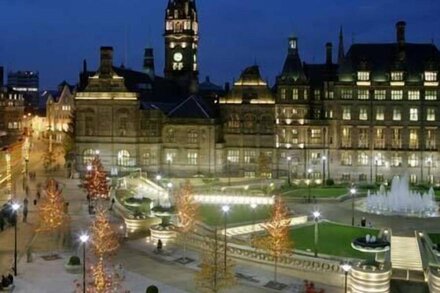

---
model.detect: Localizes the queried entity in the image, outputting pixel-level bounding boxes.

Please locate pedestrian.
[23,206,28,223]
[64,202,69,214]
[109,198,115,211]
[36,190,41,200]
[33,198,37,206]
[23,198,29,209]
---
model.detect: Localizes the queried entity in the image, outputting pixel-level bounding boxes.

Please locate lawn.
[199,204,271,226]
[282,187,348,198]
[291,222,379,259]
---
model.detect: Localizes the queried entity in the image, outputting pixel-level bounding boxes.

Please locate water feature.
[365,176,438,217]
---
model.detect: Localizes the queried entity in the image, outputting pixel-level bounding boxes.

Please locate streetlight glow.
[313,211,320,219]
[12,203,20,211]
[287,156,291,161]
[322,156,327,161]
[222,205,230,213]
[156,174,162,181]
[167,182,173,188]
[341,263,352,272]
[86,165,92,171]
[307,168,312,174]
[350,188,356,195]
[250,203,257,209]
[79,234,89,243]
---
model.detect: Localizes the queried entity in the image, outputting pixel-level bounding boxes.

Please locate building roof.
[167,95,216,119]
[340,43,440,81]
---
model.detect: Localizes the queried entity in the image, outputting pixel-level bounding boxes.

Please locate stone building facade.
[74,0,440,184]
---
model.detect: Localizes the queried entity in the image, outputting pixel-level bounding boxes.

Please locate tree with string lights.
[195,228,235,293]
[90,209,119,258]
[83,156,109,200]
[37,178,67,233]
[176,181,199,262]
[253,196,292,284]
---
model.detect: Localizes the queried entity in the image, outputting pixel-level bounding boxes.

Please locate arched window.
[83,149,95,164]
[117,150,130,166]
[243,113,256,133]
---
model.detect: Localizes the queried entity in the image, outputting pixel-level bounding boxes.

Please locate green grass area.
[282,187,348,198]
[429,233,440,245]
[291,222,379,259]
[199,204,271,226]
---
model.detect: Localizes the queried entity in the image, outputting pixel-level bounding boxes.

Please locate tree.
[253,196,292,283]
[42,148,58,174]
[195,228,235,293]
[175,181,199,261]
[37,178,67,233]
[84,156,109,200]
[62,111,76,161]
[90,209,119,258]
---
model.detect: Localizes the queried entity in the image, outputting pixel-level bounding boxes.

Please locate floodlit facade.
[74,1,440,184]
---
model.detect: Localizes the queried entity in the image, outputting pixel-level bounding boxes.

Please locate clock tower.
[164,0,199,93]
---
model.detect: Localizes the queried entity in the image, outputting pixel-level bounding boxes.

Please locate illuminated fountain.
[365,176,438,217]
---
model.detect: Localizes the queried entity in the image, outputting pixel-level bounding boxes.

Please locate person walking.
[23,198,29,223]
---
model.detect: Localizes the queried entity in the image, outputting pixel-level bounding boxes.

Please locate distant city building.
[74,0,440,184]
[0,87,24,144]
[46,82,75,143]
[7,70,39,110]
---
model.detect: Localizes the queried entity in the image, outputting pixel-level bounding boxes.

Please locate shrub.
[68,256,81,266]
[146,285,159,293]
[325,178,335,186]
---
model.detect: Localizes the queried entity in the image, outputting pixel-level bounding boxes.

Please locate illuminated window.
[426,90,437,100]
[425,71,437,81]
[341,152,352,166]
[342,107,351,120]
[292,88,298,100]
[83,149,95,164]
[341,127,351,147]
[393,108,401,121]
[408,90,420,100]
[426,129,436,149]
[359,107,368,120]
[376,107,384,121]
[187,151,198,165]
[167,128,175,143]
[392,128,402,148]
[228,114,240,129]
[341,89,352,99]
[391,71,404,81]
[358,90,369,100]
[358,129,369,148]
[117,150,130,166]
[408,153,419,167]
[391,90,403,100]
[357,71,370,81]
[374,90,386,100]
[358,152,369,166]
[427,108,436,121]
[244,150,256,164]
[291,129,298,144]
[187,130,198,144]
[227,150,239,163]
[327,91,334,99]
[410,108,418,121]
[409,129,418,148]
[391,153,402,167]
[314,90,321,100]
[281,88,286,99]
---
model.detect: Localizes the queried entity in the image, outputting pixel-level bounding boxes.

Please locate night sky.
[0,0,439,89]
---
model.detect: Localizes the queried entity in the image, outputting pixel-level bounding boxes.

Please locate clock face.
[173,52,183,62]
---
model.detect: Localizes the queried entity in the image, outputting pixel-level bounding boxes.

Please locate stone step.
[391,236,423,271]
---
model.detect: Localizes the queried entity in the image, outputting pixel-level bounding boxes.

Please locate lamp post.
[79,234,89,293]
[313,211,320,257]
[287,156,292,186]
[12,203,20,276]
[250,203,257,234]
[166,157,172,178]
[350,187,356,226]
[221,205,230,273]
[307,168,312,203]
[427,157,432,184]
[322,156,327,185]
[341,263,352,293]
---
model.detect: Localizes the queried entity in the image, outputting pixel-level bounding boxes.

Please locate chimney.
[100,46,114,76]
[396,21,406,46]
[326,42,333,65]
[143,48,155,80]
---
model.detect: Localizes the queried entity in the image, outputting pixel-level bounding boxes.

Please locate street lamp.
[350,187,356,226]
[166,156,172,178]
[287,156,292,186]
[221,205,230,273]
[313,210,320,257]
[341,263,352,293]
[322,156,327,185]
[12,203,20,276]
[79,233,89,293]
[250,203,257,234]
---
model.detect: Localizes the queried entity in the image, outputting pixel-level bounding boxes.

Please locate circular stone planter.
[150,224,178,244]
[64,263,82,274]
[124,197,152,208]
[351,237,390,253]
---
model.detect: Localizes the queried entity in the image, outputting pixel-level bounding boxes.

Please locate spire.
[338,26,345,65]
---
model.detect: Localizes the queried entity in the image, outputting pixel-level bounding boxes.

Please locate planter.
[64,263,82,274]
